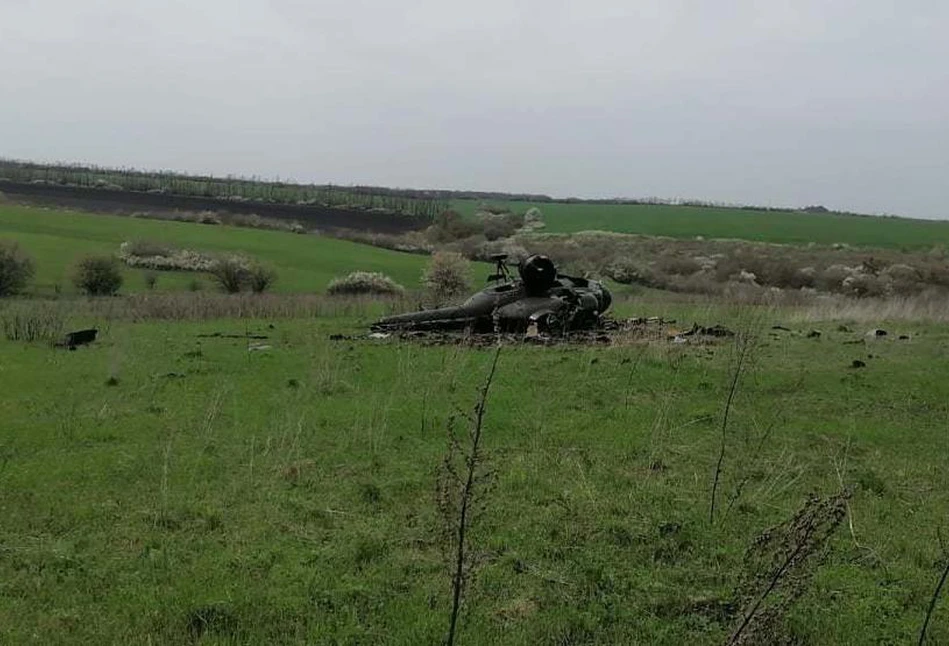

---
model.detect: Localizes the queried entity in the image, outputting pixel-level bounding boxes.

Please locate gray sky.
[1,1,947,218]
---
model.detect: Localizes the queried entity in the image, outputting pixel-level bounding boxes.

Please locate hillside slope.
[452,199,949,248]
[0,205,428,294]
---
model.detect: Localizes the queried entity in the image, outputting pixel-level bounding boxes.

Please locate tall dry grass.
[791,293,949,323]
[1,293,412,328]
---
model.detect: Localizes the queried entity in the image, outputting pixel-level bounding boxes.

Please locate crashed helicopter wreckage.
[371,254,613,335]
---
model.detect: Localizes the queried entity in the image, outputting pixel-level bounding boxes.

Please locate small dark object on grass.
[58,328,97,350]
[329,334,352,341]
[899,334,910,341]
[843,340,864,345]
[105,376,119,386]
[771,325,790,331]
[287,378,300,388]
[869,329,888,337]
[851,360,866,368]
[807,330,821,339]
[837,324,853,333]
[196,332,268,339]
[683,323,735,338]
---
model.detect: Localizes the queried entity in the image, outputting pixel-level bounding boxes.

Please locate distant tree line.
[0,159,448,219]
[0,158,856,218]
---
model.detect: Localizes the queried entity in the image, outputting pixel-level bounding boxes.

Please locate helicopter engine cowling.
[518,255,557,295]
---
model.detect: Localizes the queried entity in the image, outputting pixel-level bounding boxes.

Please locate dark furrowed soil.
[0,181,429,234]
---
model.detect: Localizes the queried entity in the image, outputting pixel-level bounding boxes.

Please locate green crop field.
[453,199,949,249]
[0,204,429,295]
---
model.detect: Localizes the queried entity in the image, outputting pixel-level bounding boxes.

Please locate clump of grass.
[327,271,405,296]
[0,301,66,342]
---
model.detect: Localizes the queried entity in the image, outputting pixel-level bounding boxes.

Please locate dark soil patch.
[2,181,428,234]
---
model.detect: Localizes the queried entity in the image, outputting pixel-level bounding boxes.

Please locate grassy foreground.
[1,303,948,644]
[0,204,429,295]
[453,199,949,249]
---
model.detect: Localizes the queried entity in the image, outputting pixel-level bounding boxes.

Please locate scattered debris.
[197,332,269,340]
[368,332,391,339]
[56,328,98,350]
[681,323,735,338]
[851,360,866,369]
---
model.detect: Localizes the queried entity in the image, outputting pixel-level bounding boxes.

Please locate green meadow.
[0,204,429,295]
[2,204,949,644]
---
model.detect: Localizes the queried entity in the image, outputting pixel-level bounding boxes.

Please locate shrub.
[124,239,175,258]
[423,251,471,303]
[0,241,35,297]
[248,263,277,294]
[73,255,123,296]
[119,240,217,272]
[428,210,481,243]
[480,212,523,241]
[327,272,405,296]
[522,207,545,230]
[842,272,890,298]
[604,258,658,287]
[144,272,158,290]
[209,257,250,293]
[656,255,703,276]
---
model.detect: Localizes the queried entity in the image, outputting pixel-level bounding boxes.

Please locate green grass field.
[2,204,949,643]
[0,204,429,295]
[1,312,948,644]
[453,199,949,249]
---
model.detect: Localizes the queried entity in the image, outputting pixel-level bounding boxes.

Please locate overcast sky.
[1,1,946,218]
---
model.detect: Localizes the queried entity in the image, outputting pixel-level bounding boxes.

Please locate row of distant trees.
[1,158,846,218]
[0,159,449,219]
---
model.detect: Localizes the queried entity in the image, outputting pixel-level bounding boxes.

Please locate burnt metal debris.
[372,254,613,335]
[57,328,98,350]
